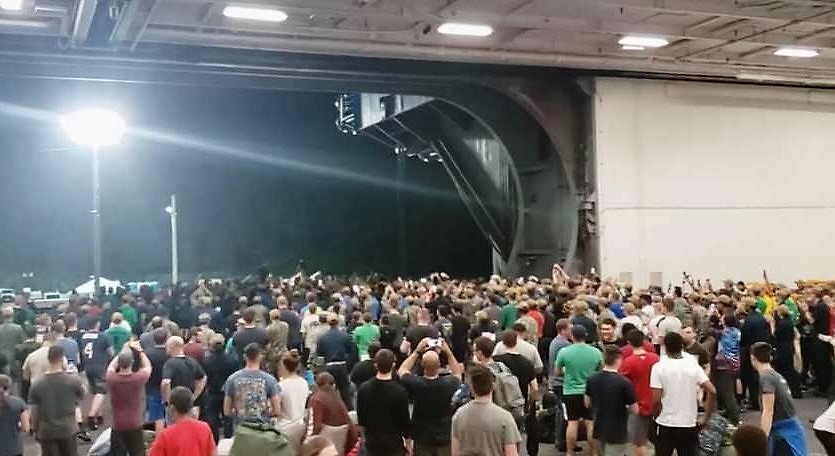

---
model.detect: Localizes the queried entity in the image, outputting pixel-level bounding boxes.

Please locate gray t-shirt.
[759,368,796,422]
[0,396,25,456]
[452,400,522,456]
[223,369,280,425]
[0,323,24,367]
[56,337,80,370]
[29,372,85,440]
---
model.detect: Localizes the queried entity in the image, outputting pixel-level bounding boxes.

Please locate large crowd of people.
[0,266,832,456]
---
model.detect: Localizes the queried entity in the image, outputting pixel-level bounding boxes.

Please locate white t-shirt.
[278,376,310,423]
[815,401,835,433]
[655,315,683,355]
[650,355,709,427]
[493,339,544,370]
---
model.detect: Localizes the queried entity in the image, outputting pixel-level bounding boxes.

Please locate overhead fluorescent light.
[222,6,288,22]
[437,22,493,37]
[618,35,669,48]
[773,47,818,58]
[0,0,23,11]
[621,45,646,51]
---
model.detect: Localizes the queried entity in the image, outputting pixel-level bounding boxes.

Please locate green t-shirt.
[555,343,602,395]
[499,304,518,330]
[353,323,380,357]
[118,304,138,329]
[105,326,131,353]
[13,307,34,327]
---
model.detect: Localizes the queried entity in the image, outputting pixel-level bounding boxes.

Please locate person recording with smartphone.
[397,338,464,456]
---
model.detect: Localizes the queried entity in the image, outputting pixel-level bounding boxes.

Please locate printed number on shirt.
[84,342,94,359]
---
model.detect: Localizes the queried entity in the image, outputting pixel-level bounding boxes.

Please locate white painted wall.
[594,77,835,288]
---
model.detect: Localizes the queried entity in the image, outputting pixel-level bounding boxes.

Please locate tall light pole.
[165,195,179,285]
[61,109,126,298]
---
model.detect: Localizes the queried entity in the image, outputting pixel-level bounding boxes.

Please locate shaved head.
[421,350,440,376]
[166,336,184,355]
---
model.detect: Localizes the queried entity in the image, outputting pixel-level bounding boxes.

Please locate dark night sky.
[0,80,488,289]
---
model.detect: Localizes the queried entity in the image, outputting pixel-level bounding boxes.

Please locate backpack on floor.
[230,422,296,456]
[698,414,731,456]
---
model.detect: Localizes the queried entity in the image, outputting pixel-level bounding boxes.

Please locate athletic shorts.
[628,414,654,445]
[562,394,591,421]
[146,390,165,421]
[86,370,107,395]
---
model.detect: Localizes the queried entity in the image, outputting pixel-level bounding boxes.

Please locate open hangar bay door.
[0,44,595,278]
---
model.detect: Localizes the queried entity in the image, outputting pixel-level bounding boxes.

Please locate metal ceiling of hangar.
[5,0,835,83]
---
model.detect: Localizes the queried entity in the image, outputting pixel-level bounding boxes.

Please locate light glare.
[61,109,126,147]
[773,47,818,58]
[437,22,493,37]
[621,45,646,51]
[618,36,669,48]
[223,6,288,22]
[0,0,22,10]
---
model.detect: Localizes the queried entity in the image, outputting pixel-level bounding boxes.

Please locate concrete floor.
[22,396,831,455]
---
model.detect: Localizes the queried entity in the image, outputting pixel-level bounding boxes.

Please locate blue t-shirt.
[223,369,281,424]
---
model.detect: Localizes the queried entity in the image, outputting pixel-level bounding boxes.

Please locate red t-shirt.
[184,342,207,361]
[620,341,656,359]
[618,351,660,416]
[106,369,151,431]
[150,418,215,456]
[529,310,545,337]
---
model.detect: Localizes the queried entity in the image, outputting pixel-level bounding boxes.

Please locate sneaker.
[77,430,92,442]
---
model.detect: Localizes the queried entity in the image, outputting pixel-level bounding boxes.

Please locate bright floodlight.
[621,45,646,51]
[0,0,22,11]
[223,6,288,22]
[438,22,493,37]
[61,109,126,147]
[165,206,174,214]
[774,47,818,58]
[618,36,669,48]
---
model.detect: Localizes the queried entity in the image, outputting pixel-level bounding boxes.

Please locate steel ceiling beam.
[589,0,835,26]
[69,0,98,46]
[675,8,834,59]
[143,11,835,53]
[110,0,157,50]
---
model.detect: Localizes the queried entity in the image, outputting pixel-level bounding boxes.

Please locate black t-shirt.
[146,346,169,392]
[357,378,411,453]
[350,359,376,387]
[203,351,239,396]
[399,373,461,445]
[493,353,535,403]
[161,356,206,392]
[571,315,598,343]
[406,325,440,352]
[279,309,302,349]
[379,326,397,350]
[586,370,636,444]
[80,331,113,373]
[448,315,471,362]
[232,327,268,355]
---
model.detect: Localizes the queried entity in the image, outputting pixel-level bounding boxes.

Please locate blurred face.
[681,327,695,345]
[599,324,615,341]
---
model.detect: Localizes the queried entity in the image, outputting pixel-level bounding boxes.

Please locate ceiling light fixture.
[437,22,493,37]
[621,45,646,51]
[618,35,669,48]
[773,47,818,58]
[222,5,288,22]
[0,0,23,11]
